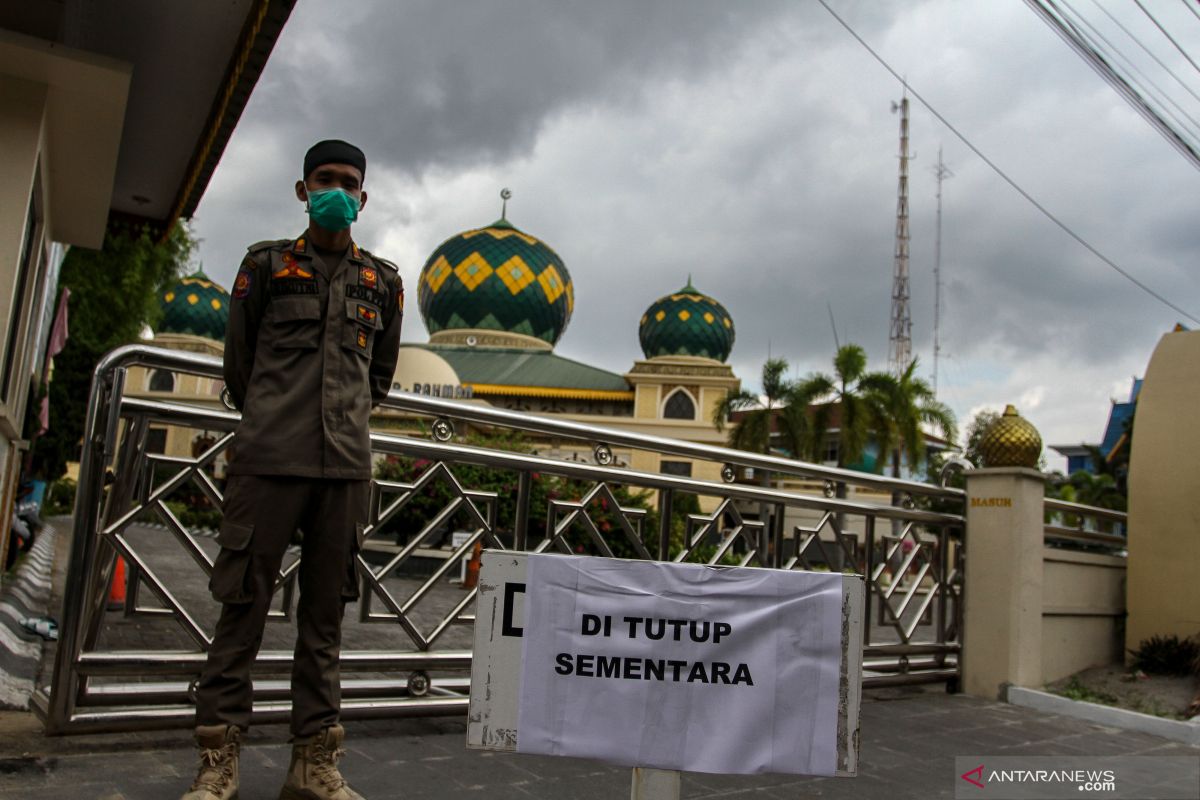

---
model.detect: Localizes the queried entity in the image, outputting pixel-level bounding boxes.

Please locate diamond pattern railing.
[39,345,966,733]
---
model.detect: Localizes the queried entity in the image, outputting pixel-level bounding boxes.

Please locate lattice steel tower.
[932,147,953,396]
[888,94,912,377]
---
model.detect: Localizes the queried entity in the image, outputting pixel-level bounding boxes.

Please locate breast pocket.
[342,299,382,358]
[266,296,323,350]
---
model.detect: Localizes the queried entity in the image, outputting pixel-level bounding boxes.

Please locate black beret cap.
[303,139,366,180]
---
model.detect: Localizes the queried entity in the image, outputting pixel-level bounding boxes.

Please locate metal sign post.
[631,767,681,800]
[468,551,864,795]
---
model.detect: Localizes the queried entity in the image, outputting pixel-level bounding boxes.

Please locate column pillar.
[962,467,1046,698]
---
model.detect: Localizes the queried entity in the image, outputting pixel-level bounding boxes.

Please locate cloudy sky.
[189,0,1200,470]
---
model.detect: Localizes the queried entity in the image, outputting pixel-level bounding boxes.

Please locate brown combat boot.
[278,724,364,799]
[181,724,241,800]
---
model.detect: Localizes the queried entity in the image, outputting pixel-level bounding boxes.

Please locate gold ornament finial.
[500,188,512,220]
[978,405,1043,469]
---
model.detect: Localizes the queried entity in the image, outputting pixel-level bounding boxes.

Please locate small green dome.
[418,217,574,346]
[639,279,735,362]
[158,270,229,341]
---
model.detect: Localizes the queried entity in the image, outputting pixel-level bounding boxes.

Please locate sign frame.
[467,550,864,777]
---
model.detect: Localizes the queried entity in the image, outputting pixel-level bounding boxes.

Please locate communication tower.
[932,147,953,396]
[888,94,913,377]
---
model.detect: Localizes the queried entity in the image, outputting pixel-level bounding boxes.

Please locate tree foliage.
[713,358,807,456]
[28,222,195,480]
[961,409,1001,469]
[715,346,956,479]
[797,344,891,468]
[873,358,957,476]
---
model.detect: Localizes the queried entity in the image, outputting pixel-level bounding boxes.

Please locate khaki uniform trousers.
[196,475,368,737]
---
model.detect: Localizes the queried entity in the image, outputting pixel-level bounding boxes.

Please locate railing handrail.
[98,343,963,500]
[1043,497,1127,524]
[115,396,963,526]
[1043,525,1127,548]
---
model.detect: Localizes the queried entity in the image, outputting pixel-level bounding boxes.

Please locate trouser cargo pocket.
[210,521,255,604]
[341,523,367,601]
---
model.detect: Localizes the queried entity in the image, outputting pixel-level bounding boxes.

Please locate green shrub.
[162,500,222,532]
[1056,676,1117,705]
[42,478,77,516]
[1129,634,1200,677]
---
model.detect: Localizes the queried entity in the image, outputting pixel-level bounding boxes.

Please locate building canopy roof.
[2,0,295,233]
[406,343,631,401]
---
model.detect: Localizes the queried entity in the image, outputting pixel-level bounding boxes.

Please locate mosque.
[134,206,744,487]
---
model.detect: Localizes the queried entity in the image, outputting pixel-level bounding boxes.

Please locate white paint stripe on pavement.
[0,622,40,660]
[0,669,32,710]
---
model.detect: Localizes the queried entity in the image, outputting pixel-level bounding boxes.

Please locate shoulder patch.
[364,250,399,273]
[247,239,288,254]
[233,261,254,298]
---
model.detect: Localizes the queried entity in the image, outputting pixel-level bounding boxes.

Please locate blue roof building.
[1051,379,1141,474]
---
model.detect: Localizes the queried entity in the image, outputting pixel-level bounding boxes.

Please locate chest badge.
[356,328,370,351]
[356,304,378,325]
[360,266,378,290]
[274,251,313,279]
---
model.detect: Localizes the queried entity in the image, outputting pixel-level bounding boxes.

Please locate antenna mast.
[932,147,953,396]
[888,93,913,377]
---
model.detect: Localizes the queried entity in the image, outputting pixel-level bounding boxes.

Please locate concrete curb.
[1007,685,1200,746]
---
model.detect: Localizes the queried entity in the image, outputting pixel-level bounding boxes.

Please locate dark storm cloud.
[190,0,1200,456]
[250,0,793,174]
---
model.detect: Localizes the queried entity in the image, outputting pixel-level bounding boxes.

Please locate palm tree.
[876,358,957,477]
[712,358,791,455]
[795,344,892,469]
[1067,468,1126,512]
[712,358,800,537]
[1081,443,1129,498]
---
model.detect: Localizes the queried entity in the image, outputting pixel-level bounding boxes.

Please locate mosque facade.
[132,210,743,490]
[387,211,741,484]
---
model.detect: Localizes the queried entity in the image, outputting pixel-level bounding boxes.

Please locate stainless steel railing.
[1044,497,1128,550]
[36,345,967,733]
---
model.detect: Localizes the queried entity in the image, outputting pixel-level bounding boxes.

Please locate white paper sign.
[514,554,846,776]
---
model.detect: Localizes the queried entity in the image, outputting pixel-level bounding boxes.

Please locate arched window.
[149,370,175,392]
[663,389,696,420]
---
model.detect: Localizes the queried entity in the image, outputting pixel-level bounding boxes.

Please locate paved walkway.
[0,687,1196,799]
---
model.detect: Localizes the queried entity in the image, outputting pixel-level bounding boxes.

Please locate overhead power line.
[1134,0,1200,79]
[814,0,1200,326]
[1185,0,1200,26]
[1026,0,1200,172]
[1067,0,1200,143]
[1088,0,1200,110]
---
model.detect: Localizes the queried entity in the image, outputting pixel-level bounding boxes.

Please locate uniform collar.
[291,234,365,264]
[290,234,313,258]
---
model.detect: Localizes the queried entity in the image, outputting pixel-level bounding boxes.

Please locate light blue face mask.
[306,187,360,231]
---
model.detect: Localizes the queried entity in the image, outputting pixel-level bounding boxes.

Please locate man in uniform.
[182,140,402,800]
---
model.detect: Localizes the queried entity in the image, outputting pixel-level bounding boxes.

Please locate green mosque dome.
[418,216,574,347]
[639,279,735,362]
[158,270,229,341]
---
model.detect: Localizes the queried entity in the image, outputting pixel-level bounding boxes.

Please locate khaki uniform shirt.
[223,234,403,479]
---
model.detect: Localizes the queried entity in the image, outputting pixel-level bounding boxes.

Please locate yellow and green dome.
[418,217,574,346]
[158,270,229,341]
[639,279,734,362]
